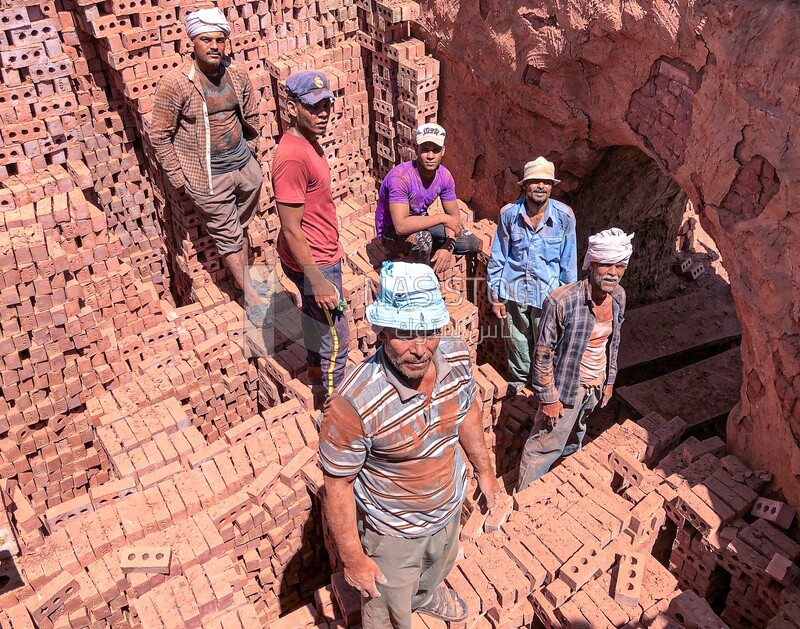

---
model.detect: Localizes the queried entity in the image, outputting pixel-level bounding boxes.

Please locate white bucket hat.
[366,262,450,332]
[519,156,560,185]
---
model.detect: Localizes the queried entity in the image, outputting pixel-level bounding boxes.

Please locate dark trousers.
[517,385,601,490]
[282,260,350,395]
[383,223,480,265]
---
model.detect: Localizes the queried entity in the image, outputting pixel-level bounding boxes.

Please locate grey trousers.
[504,301,541,391]
[517,385,601,491]
[359,517,460,629]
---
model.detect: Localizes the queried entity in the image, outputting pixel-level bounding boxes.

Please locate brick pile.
[1,391,327,627]
[298,410,797,629]
[254,196,484,403]
[643,417,800,629]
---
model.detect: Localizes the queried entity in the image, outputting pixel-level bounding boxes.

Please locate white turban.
[184,8,230,39]
[582,228,635,270]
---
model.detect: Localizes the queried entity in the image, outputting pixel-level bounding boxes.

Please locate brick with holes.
[24,570,79,623]
[614,552,647,607]
[751,497,796,530]
[119,545,172,575]
[44,493,94,531]
[558,541,607,591]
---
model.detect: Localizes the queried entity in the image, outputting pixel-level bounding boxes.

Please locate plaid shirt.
[532,279,626,406]
[149,60,259,195]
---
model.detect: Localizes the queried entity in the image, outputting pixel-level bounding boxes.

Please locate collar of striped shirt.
[377,345,454,402]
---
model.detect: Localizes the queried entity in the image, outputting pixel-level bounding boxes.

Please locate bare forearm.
[441,200,462,238]
[324,475,365,565]
[283,229,324,277]
[459,402,495,479]
[392,213,447,236]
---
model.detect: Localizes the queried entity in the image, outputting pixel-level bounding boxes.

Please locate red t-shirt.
[272,132,342,272]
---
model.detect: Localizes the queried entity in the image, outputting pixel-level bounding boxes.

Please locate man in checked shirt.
[320,261,501,628]
[517,228,634,490]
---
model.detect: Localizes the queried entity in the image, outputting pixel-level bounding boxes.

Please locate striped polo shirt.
[319,336,477,538]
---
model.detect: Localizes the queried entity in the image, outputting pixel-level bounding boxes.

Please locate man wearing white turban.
[517,228,633,490]
[150,7,266,324]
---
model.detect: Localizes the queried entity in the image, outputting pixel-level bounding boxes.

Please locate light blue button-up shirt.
[487,198,577,308]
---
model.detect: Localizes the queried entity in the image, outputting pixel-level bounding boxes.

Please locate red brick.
[614,552,647,607]
[751,497,796,530]
[119,545,171,574]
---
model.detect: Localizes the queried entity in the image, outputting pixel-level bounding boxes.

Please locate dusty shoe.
[417,587,468,623]
[246,304,269,327]
[251,279,271,297]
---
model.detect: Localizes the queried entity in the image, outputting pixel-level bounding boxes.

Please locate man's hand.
[477,474,502,512]
[541,400,564,428]
[601,384,614,408]
[311,277,340,310]
[491,303,507,319]
[442,214,464,237]
[343,555,387,598]
[431,248,454,273]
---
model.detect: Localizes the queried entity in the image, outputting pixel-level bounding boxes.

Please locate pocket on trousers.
[361,526,384,558]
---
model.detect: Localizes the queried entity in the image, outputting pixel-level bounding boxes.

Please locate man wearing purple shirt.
[376,124,480,272]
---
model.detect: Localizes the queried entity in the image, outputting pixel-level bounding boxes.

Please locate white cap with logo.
[415,123,446,147]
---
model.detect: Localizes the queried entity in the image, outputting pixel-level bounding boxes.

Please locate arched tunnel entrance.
[475,144,744,447]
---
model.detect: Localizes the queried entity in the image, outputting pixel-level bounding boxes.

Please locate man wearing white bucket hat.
[517,228,633,490]
[487,156,577,396]
[320,261,501,628]
[151,7,264,323]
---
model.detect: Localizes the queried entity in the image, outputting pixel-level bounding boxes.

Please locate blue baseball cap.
[366,262,450,332]
[286,70,334,106]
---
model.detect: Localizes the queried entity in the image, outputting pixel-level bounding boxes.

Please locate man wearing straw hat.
[151,7,264,322]
[517,228,633,490]
[487,156,577,396]
[320,261,501,628]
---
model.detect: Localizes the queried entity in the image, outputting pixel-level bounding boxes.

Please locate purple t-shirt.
[375,161,458,238]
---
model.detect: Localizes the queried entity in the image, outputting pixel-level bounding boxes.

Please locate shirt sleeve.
[487,208,510,300]
[149,75,186,189]
[439,169,457,202]
[387,170,413,205]
[560,211,578,285]
[531,294,561,403]
[272,155,309,205]
[318,394,370,477]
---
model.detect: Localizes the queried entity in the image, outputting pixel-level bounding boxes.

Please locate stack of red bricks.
[88,297,259,443]
[0,179,169,518]
[633,414,800,629]
[358,1,433,178]
[0,3,77,177]
[1,380,329,627]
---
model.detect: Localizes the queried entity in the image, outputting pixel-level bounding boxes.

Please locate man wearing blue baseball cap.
[273,70,348,403]
[319,261,501,628]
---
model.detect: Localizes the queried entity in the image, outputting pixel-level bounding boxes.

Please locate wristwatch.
[443,237,456,253]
